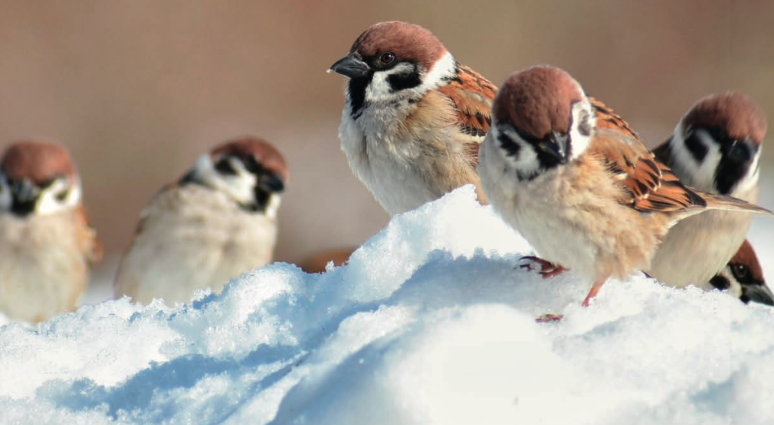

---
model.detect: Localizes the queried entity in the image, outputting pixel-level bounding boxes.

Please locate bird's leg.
[519,256,568,279]
[582,280,606,307]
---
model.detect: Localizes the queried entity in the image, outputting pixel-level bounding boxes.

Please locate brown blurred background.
[0,0,772,296]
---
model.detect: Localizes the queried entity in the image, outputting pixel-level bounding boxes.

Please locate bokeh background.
[0,0,771,299]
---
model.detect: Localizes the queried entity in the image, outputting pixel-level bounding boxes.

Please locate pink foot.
[581,280,606,307]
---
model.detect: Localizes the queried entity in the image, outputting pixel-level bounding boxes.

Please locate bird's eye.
[214,158,237,176]
[378,52,396,66]
[55,189,69,202]
[732,264,751,282]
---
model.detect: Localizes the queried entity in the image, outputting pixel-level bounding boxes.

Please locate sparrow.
[114,136,288,305]
[298,247,354,274]
[477,65,771,313]
[0,140,101,323]
[709,239,773,306]
[649,92,766,286]
[329,21,497,215]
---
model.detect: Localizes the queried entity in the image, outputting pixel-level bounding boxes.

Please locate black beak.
[537,131,569,164]
[742,283,774,306]
[259,173,285,194]
[328,54,370,79]
[8,179,40,216]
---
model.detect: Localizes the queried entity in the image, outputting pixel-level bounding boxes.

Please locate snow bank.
[1,186,773,425]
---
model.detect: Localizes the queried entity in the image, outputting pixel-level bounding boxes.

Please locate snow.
[1,185,774,425]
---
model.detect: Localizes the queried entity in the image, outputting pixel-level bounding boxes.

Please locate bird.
[0,140,101,323]
[649,92,766,287]
[709,239,773,306]
[328,21,497,216]
[476,65,771,317]
[114,136,288,305]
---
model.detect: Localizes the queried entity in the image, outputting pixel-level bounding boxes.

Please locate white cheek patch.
[669,125,722,190]
[0,175,11,211]
[264,194,282,220]
[364,51,456,104]
[734,147,761,195]
[191,154,257,206]
[493,126,540,180]
[365,68,400,103]
[36,178,81,216]
[567,100,595,161]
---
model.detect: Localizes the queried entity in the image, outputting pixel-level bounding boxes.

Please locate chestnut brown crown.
[210,136,289,184]
[494,65,586,139]
[0,140,77,184]
[350,21,447,72]
[683,92,767,143]
[729,240,764,284]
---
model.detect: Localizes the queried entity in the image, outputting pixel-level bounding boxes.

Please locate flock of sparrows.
[0,21,772,323]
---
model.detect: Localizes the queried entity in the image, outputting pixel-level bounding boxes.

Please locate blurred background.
[0,0,771,300]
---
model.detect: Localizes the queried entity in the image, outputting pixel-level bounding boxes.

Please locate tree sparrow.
[710,239,773,306]
[0,140,101,323]
[114,136,288,305]
[649,92,766,287]
[329,21,497,215]
[477,65,771,311]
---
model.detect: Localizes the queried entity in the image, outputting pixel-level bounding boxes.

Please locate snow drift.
[1,186,773,425]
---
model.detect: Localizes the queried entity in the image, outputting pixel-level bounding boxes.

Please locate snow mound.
[1,186,773,425]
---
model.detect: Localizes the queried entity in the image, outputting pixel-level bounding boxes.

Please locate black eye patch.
[683,129,709,162]
[497,132,521,158]
[55,188,70,202]
[214,158,238,175]
[386,62,422,92]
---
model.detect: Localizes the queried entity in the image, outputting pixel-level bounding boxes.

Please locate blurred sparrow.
[329,21,497,215]
[114,136,288,305]
[477,65,771,315]
[650,92,766,286]
[709,239,773,306]
[0,140,101,323]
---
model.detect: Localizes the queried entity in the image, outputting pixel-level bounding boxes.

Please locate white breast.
[0,212,89,322]
[114,185,277,305]
[339,102,440,216]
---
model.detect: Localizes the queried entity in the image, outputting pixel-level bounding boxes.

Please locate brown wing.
[76,205,102,266]
[588,97,638,139]
[437,63,497,167]
[588,99,707,213]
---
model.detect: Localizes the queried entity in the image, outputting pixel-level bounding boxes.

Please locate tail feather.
[695,189,773,215]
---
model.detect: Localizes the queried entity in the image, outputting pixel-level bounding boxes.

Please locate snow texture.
[1,185,773,425]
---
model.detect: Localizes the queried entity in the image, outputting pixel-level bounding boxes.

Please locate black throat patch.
[347,74,372,120]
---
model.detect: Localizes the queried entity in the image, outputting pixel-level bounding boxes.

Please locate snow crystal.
[1,185,773,425]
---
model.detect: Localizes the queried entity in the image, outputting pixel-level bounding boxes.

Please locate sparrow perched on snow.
[114,136,288,305]
[477,65,771,310]
[0,140,101,323]
[649,92,766,287]
[709,239,773,306]
[329,21,497,215]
